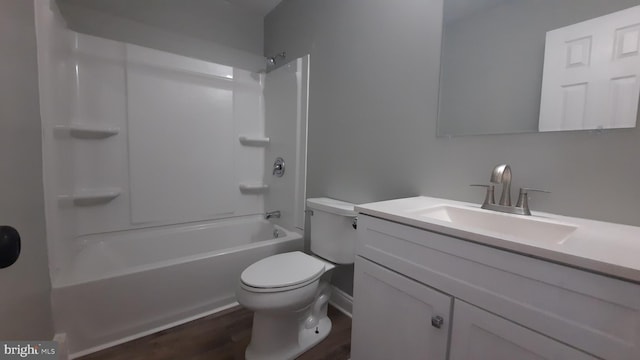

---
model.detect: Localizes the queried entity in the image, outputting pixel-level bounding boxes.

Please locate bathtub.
[51,216,303,358]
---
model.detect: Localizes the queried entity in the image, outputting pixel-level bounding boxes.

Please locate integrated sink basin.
[412,205,578,244]
[356,196,640,283]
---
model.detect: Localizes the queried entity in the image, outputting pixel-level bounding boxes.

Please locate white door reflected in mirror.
[539,5,640,132]
[437,0,640,137]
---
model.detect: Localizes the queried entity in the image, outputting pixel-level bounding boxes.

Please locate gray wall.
[57,0,265,71]
[266,0,640,295]
[0,0,54,339]
[440,0,640,136]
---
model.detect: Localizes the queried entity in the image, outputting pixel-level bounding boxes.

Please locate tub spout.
[265,211,281,220]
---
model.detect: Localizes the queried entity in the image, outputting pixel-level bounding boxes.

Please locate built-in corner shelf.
[55,124,120,139]
[238,135,270,147]
[59,188,122,206]
[239,183,269,194]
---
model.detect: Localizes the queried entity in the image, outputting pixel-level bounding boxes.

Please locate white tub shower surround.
[36,1,309,357]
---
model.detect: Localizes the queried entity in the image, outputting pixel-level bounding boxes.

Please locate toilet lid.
[241,251,326,289]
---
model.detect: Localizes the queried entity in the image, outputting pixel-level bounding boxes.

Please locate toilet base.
[245,316,332,360]
[239,257,336,360]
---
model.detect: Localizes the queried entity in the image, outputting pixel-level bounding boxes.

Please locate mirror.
[438,0,640,136]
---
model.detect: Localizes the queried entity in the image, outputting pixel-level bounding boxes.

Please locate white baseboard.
[53,333,69,360]
[329,285,353,318]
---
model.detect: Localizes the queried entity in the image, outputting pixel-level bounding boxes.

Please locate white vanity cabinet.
[450,300,598,360]
[351,256,451,360]
[351,214,640,360]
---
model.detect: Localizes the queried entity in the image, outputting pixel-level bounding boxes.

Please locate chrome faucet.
[472,164,549,216]
[265,210,281,220]
[490,164,512,206]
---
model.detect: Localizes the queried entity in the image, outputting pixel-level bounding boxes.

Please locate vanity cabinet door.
[351,256,452,360]
[450,300,598,360]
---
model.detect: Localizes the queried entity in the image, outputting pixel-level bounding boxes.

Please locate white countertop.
[356,196,640,283]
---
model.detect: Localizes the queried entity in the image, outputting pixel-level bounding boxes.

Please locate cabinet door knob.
[431,315,444,329]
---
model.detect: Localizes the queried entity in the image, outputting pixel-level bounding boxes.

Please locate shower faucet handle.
[272,157,285,177]
[470,184,496,206]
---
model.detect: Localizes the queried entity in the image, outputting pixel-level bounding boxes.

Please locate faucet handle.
[516,188,550,215]
[470,184,496,206]
[520,188,550,192]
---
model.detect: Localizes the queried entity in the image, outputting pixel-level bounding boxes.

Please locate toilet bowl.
[237,251,336,360]
[236,198,357,360]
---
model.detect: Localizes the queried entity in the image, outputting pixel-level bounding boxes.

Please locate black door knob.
[0,226,21,269]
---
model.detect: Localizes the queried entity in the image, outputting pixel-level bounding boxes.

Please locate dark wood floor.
[80,305,351,360]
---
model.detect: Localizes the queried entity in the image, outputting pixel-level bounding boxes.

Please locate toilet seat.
[241,252,327,292]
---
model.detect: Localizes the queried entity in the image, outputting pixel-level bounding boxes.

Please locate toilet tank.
[306,198,357,264]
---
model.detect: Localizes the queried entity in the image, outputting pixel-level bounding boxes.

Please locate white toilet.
[236,197,357,360]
